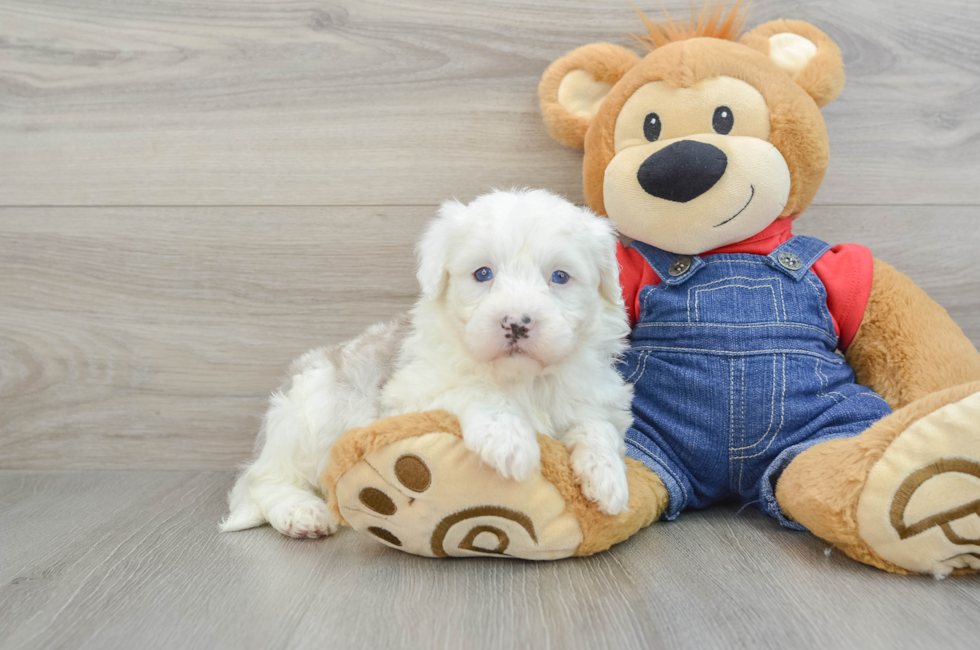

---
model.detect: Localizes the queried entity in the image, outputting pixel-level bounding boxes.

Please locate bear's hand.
[321,411,669,559]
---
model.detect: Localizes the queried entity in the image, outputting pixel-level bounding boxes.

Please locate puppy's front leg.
[457,401,541,482]
[565,421,630,515]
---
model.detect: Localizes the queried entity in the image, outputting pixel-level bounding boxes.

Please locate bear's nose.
[636,140,728,203]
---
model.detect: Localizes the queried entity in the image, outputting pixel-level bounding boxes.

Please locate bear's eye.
[474,267,493,282]
[643,112,662,142]
[712,106,734,135]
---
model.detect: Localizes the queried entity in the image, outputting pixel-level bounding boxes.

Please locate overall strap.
[764,235,832,281]
[629,240,707,286]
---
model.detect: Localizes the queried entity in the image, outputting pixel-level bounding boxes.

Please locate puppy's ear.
[416,199,464,299]
[583,209,625,309]
[539,43,641,148]
[741,20,845,108]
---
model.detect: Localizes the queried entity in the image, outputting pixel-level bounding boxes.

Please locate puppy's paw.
[267,499,339,539]
[570,444,629,515]
[464,412,541,481]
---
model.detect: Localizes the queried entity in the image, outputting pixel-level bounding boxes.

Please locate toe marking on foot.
[336,432,584,559]
[359,487,397,516]
[891,458,980,544]
[430,506,536,557]
[394,454,431,492]
[459,526,509,555]
[368,526,402,547]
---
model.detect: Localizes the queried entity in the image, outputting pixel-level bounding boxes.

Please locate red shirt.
[616,219,873,350]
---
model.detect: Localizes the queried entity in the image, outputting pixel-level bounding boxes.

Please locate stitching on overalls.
[631,345,846,361]
[867,392,891,407]
[804,273,834,336]
[733,353,787,461]
[624,350,651,383]
[640,285,653,318]
[814,358,845,403]
[634,321,839,346]
[728,357,735,486]
[640,283,668,319]
[836,390,892,410]
[687,275,777,321]
[736,357,747,491]
[692,282,780,322]
[740,357,746,451]
[633,321,840,346]
[703,259,770,267]
[776,278,787,321]
[732,354,778,454]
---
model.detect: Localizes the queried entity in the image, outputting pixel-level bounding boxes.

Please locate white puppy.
[222,189,634,538]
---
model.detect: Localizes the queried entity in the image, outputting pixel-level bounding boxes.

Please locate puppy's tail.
[219,472,266,532]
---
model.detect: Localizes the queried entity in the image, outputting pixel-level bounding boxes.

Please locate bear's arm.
[845,258,980,410]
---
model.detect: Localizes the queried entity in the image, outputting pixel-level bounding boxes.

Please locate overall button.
[669,256,693,276]
[777,252,802,270]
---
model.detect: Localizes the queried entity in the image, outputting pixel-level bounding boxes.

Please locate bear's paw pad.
[858,391,980,575]
[334,431,583,559]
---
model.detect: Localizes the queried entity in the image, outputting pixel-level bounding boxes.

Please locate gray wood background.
[1,0,978,470]
[1,1,979,648]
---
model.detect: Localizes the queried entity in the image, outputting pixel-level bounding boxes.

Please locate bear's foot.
[778,382,980,575]
[321,411,669,559]
[856,389,980,576]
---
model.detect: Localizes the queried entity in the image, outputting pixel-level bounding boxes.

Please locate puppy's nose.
[637,140,728,202]
[501,315,532,341]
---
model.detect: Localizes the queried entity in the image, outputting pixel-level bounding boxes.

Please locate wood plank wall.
[1,0,978,469]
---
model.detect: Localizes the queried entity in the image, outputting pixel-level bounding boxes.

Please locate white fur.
[221,189,635,538]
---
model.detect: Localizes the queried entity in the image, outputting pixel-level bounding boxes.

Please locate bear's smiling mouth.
[713,185,755,228]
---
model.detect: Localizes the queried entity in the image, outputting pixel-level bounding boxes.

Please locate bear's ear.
[741,20,845,108]
[539,43,641,148]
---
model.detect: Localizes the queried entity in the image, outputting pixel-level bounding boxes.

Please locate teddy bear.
[321,4,980,575]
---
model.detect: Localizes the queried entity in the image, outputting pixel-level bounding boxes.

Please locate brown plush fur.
[537,6,980,573]
[539,43,640,148]
[321,409,669,555]
[777,381,980,575]
[847,259,980,410]
[633,1,750,49]
[545,33,837,219]
[741,20,846,107]
[321,410,463,523]
[537,443,669,556]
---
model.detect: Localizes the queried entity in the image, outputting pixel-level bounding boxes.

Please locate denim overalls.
[619,235,892,529]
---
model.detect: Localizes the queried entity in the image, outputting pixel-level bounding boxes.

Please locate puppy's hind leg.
[222,316,409,538]
[221,385,338,539]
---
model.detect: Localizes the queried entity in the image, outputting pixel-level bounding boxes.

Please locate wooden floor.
[3,471,980,650]
[2,0,979,647]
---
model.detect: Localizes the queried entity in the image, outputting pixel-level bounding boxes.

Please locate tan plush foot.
[778,382,980,575]
[321,411,669,559]
[857,390,980,576]
[333,431,582,558]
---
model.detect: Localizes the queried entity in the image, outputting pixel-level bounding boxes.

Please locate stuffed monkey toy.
[323,5,980,575]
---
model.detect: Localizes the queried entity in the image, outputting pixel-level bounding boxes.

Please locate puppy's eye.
[712,106,733,135]
[551,270,570,285]
[643,112,661,142]
[474,267,493,282]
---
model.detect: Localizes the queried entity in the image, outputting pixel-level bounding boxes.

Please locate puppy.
[222,189,634,538]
